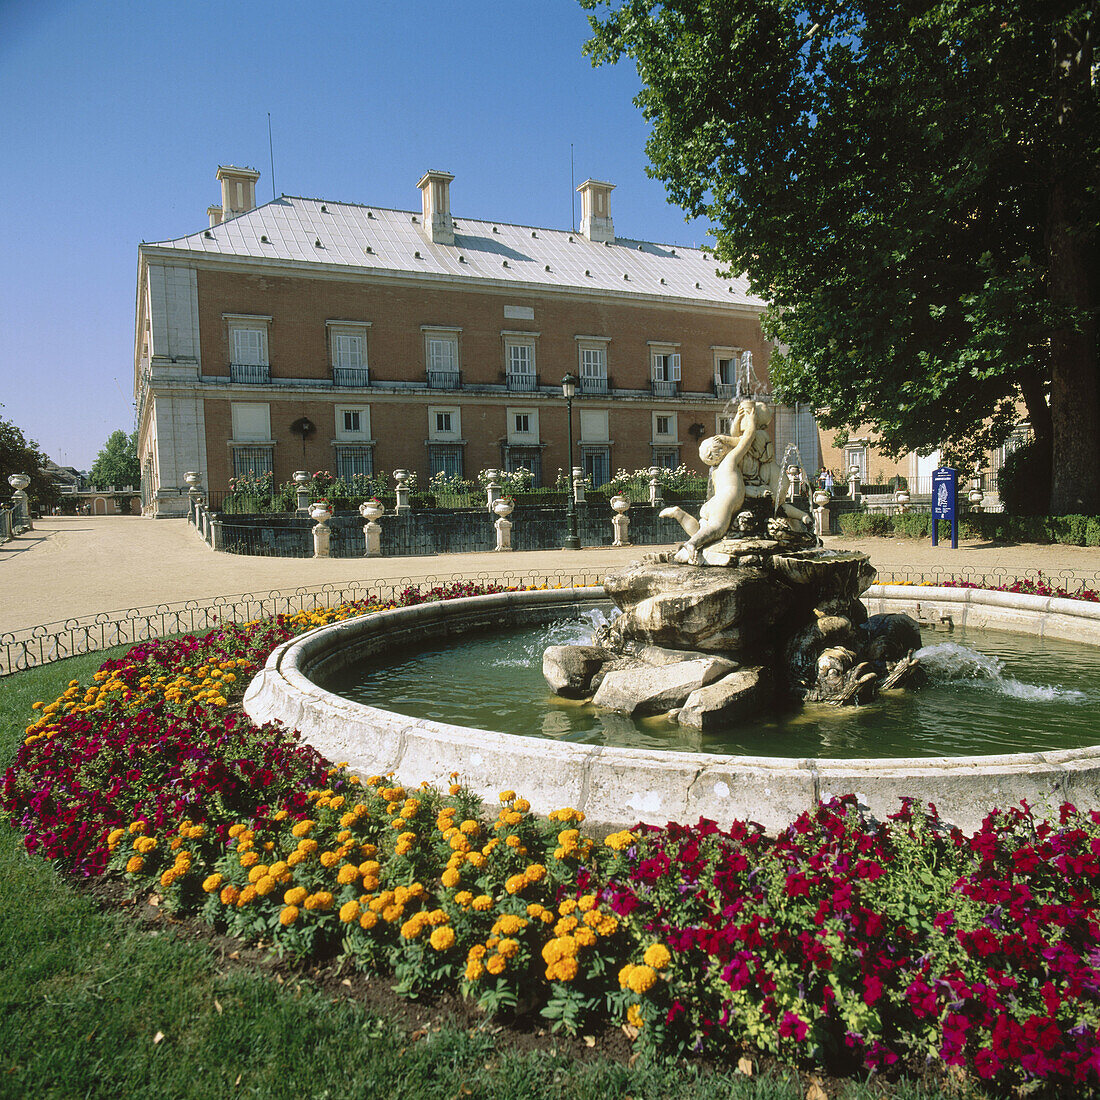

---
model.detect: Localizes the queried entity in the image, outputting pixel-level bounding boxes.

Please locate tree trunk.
[1047,23,1100,515]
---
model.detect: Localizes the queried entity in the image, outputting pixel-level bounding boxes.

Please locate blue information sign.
[931,466,958,549]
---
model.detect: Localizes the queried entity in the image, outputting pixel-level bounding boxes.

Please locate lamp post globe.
[561,373,580,550]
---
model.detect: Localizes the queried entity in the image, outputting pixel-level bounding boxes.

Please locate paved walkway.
[2,515,1099,635]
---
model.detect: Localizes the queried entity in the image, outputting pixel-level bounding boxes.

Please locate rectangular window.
[581,347,606,378]
[579,409,609,443]
[514,413,529,434]
[845,445,868,482]
[652,447,679,470]
[232,327,266,366]
[428,337,457,372]
[232,446,273,478]
[508,344,532,375]
[504,447,542,486]
[428,444,464,478]
[231,402,270,442]
[335,406,370,441]
[436,412,452,433]
[651,352,681,382]
[344,410,361,433]
[334,333,363,369]
[655,415,672,437]
[581,447,611,487]
[335,446,373,479]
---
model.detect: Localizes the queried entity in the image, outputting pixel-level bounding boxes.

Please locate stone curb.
[243,585,1100,833]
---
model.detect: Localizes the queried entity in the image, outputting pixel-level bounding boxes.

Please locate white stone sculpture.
[393,470,411,515]
[493,497,514,551]
[610,494,631,546]
[294,470,312,513]
[359,500,384,556]
[660,399,812,564]
[309,501,332,558]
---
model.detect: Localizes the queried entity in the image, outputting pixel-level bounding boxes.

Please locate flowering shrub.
[937,572,1100,603]
[5,582,1100,1091]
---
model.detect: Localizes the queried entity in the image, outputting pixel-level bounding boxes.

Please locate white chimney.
[207,205,223,227]
[417,169,455,245]
[216,165,261,221]
[577,179,615,243]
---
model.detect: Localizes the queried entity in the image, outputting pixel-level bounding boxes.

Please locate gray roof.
[148,195,763,309]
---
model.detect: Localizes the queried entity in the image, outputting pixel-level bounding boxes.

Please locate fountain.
[542,403,920,730]
[242,404,1100,832]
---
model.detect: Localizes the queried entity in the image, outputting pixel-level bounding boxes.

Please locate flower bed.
[5,580,1100,1091]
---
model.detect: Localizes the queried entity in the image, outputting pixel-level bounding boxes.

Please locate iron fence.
[4,566,1100,679]
[0,571,609,677]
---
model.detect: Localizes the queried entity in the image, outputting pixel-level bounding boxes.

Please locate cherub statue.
[661,399,813,564]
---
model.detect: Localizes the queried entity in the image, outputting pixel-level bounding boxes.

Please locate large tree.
[89,430,140,491]
[0,407,58,509]
[581,0,1098,512]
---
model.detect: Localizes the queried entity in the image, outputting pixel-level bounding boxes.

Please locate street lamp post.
[561,373,580,550]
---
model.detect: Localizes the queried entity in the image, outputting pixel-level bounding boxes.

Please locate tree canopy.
[0,407,58,508]
[581,0,1098,512]
[89,430,140,491]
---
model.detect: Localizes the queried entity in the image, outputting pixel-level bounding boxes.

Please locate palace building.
[134,165,819,516]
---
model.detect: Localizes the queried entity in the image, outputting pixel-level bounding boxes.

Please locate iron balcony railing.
[651,379,678,397]
[506,371,538,392]
[229,363,271,384]
[714,382,737,399]
[579,375,609,395]
[333,367,370,387]
[427,369,461,389]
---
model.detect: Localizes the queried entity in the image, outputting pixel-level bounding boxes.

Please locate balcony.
[714,382,736,400]
[427,369,461,390]
[651,379,679,398]
[579,374,609,395]
[333,367,370,388]
[506,371,538,393]
[230,363,271,385]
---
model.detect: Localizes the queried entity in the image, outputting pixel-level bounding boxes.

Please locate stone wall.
[204,501,701,558]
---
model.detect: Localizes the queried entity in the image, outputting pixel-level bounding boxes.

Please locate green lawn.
[0,653,978,1100]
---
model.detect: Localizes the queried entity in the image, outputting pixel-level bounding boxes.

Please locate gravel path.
[2,515,1098,635]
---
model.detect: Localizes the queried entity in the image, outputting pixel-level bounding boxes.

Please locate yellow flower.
[319,850,340,868]
[280,905,300,926]
[493,914,528,936]
[337,864,360,886]
[459,819,479,835]
[429,926,456,951]
[291,819,314,838]
[498,790,516,803]
[514,798,531,813]
[134,835,157,854]
[220,885,240,905]
[497,938,520,959]
[504,873,526,895]
[237,885,258,906]
[486,953,506,975]
[574,927,597,948]
[159,869,176,887]
[248,864,269,884]
[472,895,493,911]
[107,828,125,850]
[339,900,361,923]
[359,910,378,930]
[627,1004,645,1029]
[125,856,145,874]
[618,964,635,989]
[254,875,277,897]
[605,830,635,851]
[524,863,547,883]
[627,965,658,995]
[465,958,485,981]
[643,943,672,970]
[202,873,224,893]
[239,851,259,868]
[454,891,473,907]
[284,886,307,906]
[304,891,334,911]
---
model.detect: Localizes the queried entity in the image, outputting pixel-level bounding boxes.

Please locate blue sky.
[0,0,713,470]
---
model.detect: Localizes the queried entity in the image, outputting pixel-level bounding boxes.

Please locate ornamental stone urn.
[484,469,502,511]
[309,502,333,558]
[610,494,631,547]
[7,473,31,530]
[393,470,411,515]
[294,470,312,513]
[895,489,911,513]
[492,497,514,551]
[572,467,586,504]
[359,500,384,556]
[647,466,663,506]
[812,489,831,538]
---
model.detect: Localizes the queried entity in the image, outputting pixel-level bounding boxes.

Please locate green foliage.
[0,406,58,508]
[836,508,1100,546]
[580,0,1100,511]
[89,429,140,491]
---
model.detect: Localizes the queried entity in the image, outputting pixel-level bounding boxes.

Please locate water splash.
[916,641,1089,703]
[490,609,616,669]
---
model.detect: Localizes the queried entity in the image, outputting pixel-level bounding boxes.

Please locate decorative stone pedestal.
[8,473,31,531]
[493,498,514,551]
[359,500,384,557]
[572,467,585,504]
[394,470,411,515]
[310,502,333,558]
[294,470,312,513]
[610,494,630,546]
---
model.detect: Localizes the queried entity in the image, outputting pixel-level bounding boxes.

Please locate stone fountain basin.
[243,585,1100,834]
[771,549,878,595]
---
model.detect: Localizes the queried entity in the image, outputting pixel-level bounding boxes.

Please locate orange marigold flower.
[643,943,672,971]
[220,885,240,905]
[339,900,361,923]
[359,910,378,930]
[429,926,456,951]
[497,938,520,959]
[280,905,300,926]
[472,895,493,912]
[248,864,269,884]
[125,856,145,874]
[504,873,526,895]
[465,959,485,981]
[337,864,360,886]
[239,851,259,868]
[524,863,547,883]
[284,886,307,906]
[627,1004,645,1029]
[254,876,277,897]
[202,873,224,893]
[486,953,506,975]
[291,819,314,838]
[237,885,258,906]
[627,965,658,995]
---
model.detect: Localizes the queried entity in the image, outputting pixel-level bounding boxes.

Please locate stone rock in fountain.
[542,644,611,698]
[599,561,792,659]
[677,666,772,730]
[591,655,738,716]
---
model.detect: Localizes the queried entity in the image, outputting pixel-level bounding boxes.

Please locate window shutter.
[671,354,681,381]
